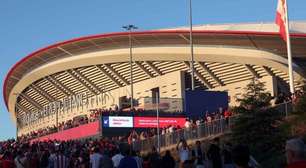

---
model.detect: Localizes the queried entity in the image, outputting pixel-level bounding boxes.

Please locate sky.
[0,0,305,141]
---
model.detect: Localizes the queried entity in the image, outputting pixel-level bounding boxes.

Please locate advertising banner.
[103,116,133,128]
[134,117,186,128]
[30,121,100,143]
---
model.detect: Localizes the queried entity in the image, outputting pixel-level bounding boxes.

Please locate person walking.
[232,145,252,168]
[14,150,27,168]
[161,150,175,168]
[285,138,306,168]
[89,147,102,168]
[192,141,205,168]
[207,138,222,168]
[112,148,124,168]
[148,147,161,168]
[222,143,235,168]
[118,144,137,168]
[176,139,190,168]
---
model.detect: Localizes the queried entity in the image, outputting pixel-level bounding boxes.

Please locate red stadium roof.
[4,29,306,110]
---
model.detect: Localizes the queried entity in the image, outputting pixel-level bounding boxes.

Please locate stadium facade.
[4,22,306,136]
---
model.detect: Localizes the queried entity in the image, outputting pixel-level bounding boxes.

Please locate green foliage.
[294,83,306,113]
[236,79,272,111]
[231,78,288,168]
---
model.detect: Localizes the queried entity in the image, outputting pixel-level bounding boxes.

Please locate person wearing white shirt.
[112,149,124,168]
[184,119,192,138]
[184,120,191,129]
[90,147,103,168]
[132,151,143,168]
[169,125,174,133]
[176,139,190,167]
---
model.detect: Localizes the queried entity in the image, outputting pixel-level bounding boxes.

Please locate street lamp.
[122,25,138,109]
[156,92,160,153]
[189,0,195,91]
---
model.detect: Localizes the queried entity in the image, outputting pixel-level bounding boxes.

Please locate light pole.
[56,88,59,132]
[156,92,160,153]
[189,0,195,91]
[122,25,138,109]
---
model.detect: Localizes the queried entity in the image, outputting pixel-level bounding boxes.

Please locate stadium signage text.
[103,116,133,128]
[101,116,186,128]
[19,91,114,125]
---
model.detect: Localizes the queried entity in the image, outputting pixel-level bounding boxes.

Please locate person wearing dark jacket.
[192,140,205,167]
[148,147,161,168]
[118,144,137,168]
[232,145,252,168]
[207,138,222,168]
[161,150,175,168]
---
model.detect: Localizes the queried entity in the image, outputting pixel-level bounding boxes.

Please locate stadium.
[3,21,306,139]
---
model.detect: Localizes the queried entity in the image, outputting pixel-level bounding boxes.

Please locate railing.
[273,101,293,116]
[132,115,238,152]
[132,101,293,152]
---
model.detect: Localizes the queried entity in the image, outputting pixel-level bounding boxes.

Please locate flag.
[275,0,288,41]
[275,0,295,94]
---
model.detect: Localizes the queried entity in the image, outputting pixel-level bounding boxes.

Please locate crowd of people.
[18,106,233,144]
[274,90,304,105]
[124,108,233,145]
[20,89,301,142]
[18,115,91,141]
[1,136,305,168]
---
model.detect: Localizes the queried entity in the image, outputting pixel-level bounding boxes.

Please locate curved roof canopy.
[4,22,306,117]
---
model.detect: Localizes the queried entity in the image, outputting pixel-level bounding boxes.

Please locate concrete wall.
[18,73,278,135]
[209,76,277,107]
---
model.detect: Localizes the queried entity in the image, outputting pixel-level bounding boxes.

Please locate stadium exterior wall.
[8,46,304,124]
[18,71,185,135]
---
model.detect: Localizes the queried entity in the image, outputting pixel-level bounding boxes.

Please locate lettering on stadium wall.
[18,91,115,126]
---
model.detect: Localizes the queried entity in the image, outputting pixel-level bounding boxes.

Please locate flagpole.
[189,0,195,91]
[284,0,295,95]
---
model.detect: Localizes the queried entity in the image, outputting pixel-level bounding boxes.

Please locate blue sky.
[0,0,305,140]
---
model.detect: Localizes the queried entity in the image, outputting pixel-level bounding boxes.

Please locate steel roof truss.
[245,64,260,79]
[95,65,123,87]
[144,61,162,76]
[16,103,31,114]
[30,84,55,102]
[184,61,213,89]
[57,46,73,56]
[103,64,129,86]
[135,61,154,78]
[67,70,100,95]
[179,34,190,43]
[197,62,224,86]
[46,76,74,96]
[263,66,275,76]
[19,93,42,110]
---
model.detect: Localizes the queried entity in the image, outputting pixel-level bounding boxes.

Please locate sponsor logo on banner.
[103,117,110,127]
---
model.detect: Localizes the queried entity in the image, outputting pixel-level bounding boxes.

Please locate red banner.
[134,117,186,128]
[30,121,100,143]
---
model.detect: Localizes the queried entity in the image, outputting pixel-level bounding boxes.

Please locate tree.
[289,81,306,140]
[231,78,288,168]
[294,82,306,113]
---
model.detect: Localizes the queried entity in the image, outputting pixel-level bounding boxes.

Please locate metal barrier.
[132,116,238,152]
[273,101,293,116]
[132,101,293,152]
